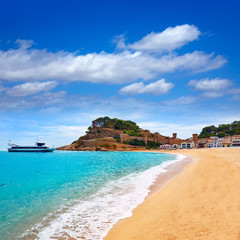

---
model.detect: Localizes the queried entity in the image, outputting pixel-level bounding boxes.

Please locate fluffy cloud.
[228,88,240,94]
[15,39,35,49]
[119,79,174,95]
[6,81,57,96]
[188,78,232,98]
[138,121,206,138]
[202,91,223,98]
[188,78,231,91]
[0,37,226,84]
[228,88,240,100]
[120,24,201,52]
[0,91,66,110]
[163,96,196,105]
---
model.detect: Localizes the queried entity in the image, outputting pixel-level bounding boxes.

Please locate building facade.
[232,136,240,147]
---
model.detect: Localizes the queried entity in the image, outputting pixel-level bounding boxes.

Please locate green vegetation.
[128,139,145,146]
[93,116,141,136]
[199,121,240,138]
[100,143,110,148]
[123,129,143,137]
[85,126,92,134]
[128,139,159,149]
[146,141,160,149]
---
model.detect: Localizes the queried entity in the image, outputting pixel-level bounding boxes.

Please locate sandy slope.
[104,148,240,240]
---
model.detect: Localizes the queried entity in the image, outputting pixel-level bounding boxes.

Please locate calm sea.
[0,151,183,240]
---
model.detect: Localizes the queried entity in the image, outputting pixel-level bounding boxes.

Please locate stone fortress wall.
[82,120,186,147]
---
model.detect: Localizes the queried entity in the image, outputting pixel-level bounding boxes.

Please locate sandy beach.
[104,148,240,240]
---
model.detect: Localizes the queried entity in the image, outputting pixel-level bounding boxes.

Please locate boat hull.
[8,148,56,152]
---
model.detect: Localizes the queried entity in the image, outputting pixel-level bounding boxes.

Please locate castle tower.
[192,134,198,142]
[143,133,148,145]
[119,130,124,143]
[173,133,177,139]
[92,120,98,132]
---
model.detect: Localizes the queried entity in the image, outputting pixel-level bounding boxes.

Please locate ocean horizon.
[0,151,183,240]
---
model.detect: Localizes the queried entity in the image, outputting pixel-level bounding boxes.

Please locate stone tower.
[119,130,124,143]
[192,134,198,142]
[173,133,177,139]
[92,120,98,132]
[143,133,148,145]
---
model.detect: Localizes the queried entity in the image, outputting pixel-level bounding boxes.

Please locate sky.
[0,0,240,148]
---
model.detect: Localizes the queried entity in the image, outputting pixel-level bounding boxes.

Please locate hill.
[88,117,143,137]
[198,121,240,138]
[58,116,185,151]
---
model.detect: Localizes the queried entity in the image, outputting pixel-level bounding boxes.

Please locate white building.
[160,144,172,149]
[208,137,223,148]
[181,141,194,149]
[232,136,240,147]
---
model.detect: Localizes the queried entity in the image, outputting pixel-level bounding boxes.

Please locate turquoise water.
[0,151,180,240]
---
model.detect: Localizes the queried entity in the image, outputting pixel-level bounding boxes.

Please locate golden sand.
[104,148,240,240]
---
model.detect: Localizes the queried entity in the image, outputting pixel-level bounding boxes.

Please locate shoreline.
[148,155,192,198]
[101,153,193,239]
[104,148,240,240]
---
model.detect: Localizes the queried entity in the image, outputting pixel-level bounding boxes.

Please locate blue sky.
[0,0,240,148]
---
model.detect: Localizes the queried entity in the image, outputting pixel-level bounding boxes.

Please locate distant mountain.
[199,121,240,138]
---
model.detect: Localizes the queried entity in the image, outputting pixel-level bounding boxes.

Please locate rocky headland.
[58,117,186,151]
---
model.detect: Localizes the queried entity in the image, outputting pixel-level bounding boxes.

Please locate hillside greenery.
[199,121,240,138]
[126,139,160,149]
[93,116,142,136]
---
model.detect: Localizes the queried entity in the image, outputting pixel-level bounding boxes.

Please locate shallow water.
[0,151,181,240]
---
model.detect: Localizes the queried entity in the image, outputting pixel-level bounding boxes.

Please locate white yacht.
[8,141,56,152]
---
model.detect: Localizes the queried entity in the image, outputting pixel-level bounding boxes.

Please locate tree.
[92,117,141,133]
[199,121,240,137]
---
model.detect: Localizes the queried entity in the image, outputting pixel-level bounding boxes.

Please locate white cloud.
[120,24,200,52]
[0,91,66,110]
[42,125,87,138]
[188,78,232,98]
[163,96,196,105]
[0,38,226,83]
[119,79,174,95]
[228,88,240,94]
[0,85,6,92]
[112,34,127,49]
[15,39,35,49]
[6,81,57,96]
[188,78,231,91]
[228,88,240,101]
[202,91,223,98]
[138,121,205,139]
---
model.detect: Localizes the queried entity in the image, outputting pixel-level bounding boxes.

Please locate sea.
[0,150,184,240]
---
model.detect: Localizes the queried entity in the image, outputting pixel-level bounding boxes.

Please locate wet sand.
[148,156,193,197]
[104,148,240,240]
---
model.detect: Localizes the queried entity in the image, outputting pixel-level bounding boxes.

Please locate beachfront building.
[181,141,194,149]
[172,144,179,149]
[207,138,214,148]
[159,144,172,149]
[232,135,240,147]
[214,138,223,147]
[207,137,223,148]
[197,139,207,148]
[222,136,232,147]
